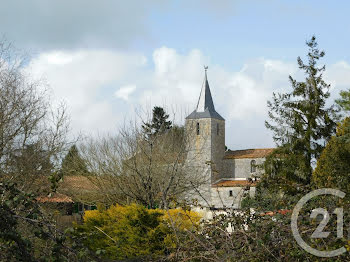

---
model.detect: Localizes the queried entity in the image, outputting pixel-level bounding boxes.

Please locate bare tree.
[0,40,70,193]
[80,110,208,209]
[0,40,84,261]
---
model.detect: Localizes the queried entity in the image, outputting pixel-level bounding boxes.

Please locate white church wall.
[211,186,246,209]
[210,186,256,209]
[231,158,265,179]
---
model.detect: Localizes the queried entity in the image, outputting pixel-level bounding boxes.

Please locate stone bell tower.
[185,67,225,206]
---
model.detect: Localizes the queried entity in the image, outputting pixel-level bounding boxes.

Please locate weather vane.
[204,65,208,72]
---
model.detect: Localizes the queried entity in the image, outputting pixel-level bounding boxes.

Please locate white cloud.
[115,85,136,101]
[27,49,147,134]
[326,61,350,91]
[25,47,348,149]
[44,51,75,65]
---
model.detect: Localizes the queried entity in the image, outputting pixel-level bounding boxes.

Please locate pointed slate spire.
[186,67,224,120]
[196,66,215,112]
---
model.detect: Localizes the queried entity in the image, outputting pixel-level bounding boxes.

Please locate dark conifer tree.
[142,106,172,138]
[61,145,88,176]
[265,36,338,185]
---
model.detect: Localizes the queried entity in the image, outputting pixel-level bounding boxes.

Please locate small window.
[77,203,83,213]
[217,123,219,135]
[229,190,233,197]
[251,160,256,173]
[196,122,200,135]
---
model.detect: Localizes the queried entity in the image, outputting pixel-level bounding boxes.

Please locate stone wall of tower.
[184,118,225,206]
[210,118,225,182]
[184,118,212,206]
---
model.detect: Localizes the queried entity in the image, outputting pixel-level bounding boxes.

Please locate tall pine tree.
[142,106,172,138]
[61,145,88,177]
[265,36,338,185]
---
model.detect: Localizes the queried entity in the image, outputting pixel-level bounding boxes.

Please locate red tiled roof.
[260,209,291,216]
[224,148,275,159]
[36,193,73,203]
[212,180,256,187]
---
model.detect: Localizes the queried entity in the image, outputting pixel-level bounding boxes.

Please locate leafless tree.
[80,111,209,209]
[0,40,70,193]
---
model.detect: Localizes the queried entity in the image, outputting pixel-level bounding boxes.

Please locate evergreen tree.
[61,145,88,176]
[336,89,350,113]
[313,117,350,194]
[142,106,172,138]
[265,36,338,185]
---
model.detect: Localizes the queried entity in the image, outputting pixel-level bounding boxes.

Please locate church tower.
[185,67,225,205]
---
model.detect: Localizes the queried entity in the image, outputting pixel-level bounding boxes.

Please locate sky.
[2,0,350,149]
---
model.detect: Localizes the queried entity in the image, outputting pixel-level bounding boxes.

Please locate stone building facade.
[185,69,274,209]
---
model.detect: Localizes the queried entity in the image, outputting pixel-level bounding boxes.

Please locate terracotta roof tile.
[36,193,73,203]
[60,176,99,192]
[224,148,275,159]
[57,175,112,203]
[260,209,291,216]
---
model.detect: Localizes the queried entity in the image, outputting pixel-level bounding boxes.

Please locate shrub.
[313,117,350,195]
[70,204,201,260]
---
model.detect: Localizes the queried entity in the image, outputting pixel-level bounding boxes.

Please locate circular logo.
[291,188,347,257]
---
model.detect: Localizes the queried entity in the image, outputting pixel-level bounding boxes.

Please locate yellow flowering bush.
[161,208,201,231]
[71,204,201,260]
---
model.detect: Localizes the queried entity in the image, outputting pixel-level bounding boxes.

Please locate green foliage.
[142,106,172,138]
[68,204,201,260]
[336,89,350,113]
[265,36,338,185]
[61,145,88,177]
[49,145,88,192]
[313,117,350,194]
[0,182,78,261]
[241,186,303,212]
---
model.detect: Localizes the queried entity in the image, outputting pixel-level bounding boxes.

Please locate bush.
[313,117,350,195]
[69,204,201,260]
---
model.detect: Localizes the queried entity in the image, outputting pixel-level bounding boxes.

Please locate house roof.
[60,175,99,192]
[212,180,256,187]
[224,148,275,159]
[57,175,106,204]
[36,193,73,203]
[35,175,108,204]
[186,68,224,121]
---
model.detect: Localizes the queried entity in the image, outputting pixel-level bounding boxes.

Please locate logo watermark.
[291,188,347,257]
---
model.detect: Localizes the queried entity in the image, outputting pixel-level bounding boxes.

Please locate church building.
[185,68,274,209]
